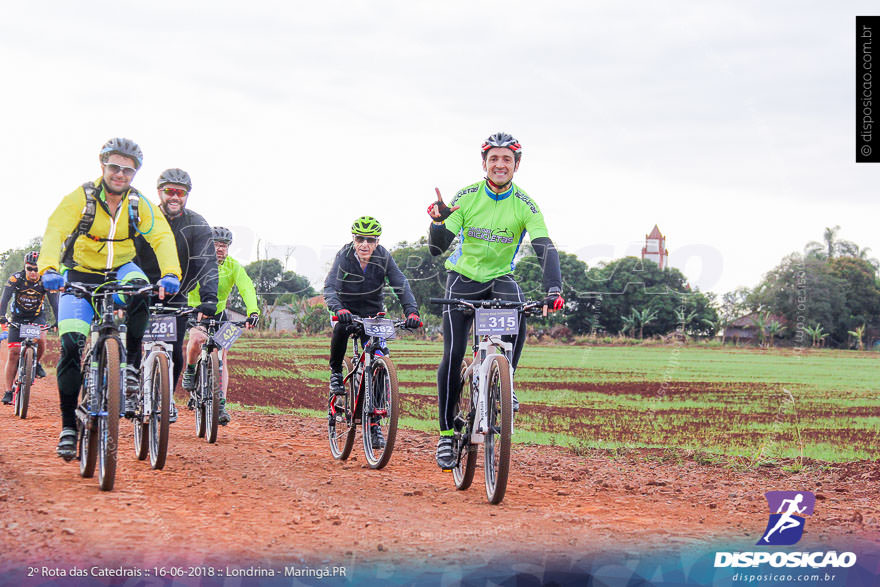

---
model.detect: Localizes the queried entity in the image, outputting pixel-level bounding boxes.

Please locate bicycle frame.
[462,335,516,443]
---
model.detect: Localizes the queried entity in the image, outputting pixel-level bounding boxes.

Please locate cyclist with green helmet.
[427,132,564,470]
[323,216,421,449]
[184,226,259,425]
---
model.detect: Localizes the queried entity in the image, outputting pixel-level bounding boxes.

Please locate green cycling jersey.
[188,255,259,316]
[442,180,549,282]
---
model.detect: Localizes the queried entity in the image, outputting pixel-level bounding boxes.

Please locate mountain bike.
[133,305,192,469]
[65,278,156,491]
[188,316,245,444]
[430,297,541,504]
[9,321,51,419]
[327,314,411,469]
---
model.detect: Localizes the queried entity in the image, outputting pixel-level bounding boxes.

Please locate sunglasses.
[353,235,378,244]
[104,162,137,178]
[25,265,38,272]
[161,187,188,198]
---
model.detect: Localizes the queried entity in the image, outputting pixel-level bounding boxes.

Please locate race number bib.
[143,315,177,342]
[362,317,396,339]
[213,322,243,350]
[20,323,41,340]
[475,308,519,335]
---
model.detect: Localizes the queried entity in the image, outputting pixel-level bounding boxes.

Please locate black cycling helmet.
[100,137,144,169]
[24,251,39,266]
[212,226,233,244]
[351,216,382,236]
[157,168,192,192]
[481,132,522,163]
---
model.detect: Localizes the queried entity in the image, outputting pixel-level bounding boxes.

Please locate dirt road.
[1,378,878,584]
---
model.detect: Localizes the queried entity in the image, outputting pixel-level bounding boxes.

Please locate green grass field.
[233,336,880,463]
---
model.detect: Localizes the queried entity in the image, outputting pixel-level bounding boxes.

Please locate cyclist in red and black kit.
[427,132,564,469]
[1,251,59,404]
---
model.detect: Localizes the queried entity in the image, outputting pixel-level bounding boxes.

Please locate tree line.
[3,225,877,348]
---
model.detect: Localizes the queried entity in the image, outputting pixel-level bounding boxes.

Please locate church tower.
[641,224,668,269]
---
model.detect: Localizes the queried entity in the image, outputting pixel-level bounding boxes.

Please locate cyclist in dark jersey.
[323,216,421,448]
[1,251,59,404]
[427,132,564,469]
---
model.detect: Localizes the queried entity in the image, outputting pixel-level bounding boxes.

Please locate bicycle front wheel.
[362,355,399,470]
[484,355,512,504]
[133,366,148,461]
[453,357,476,491]
[149,354,171,469]
[15,346,34,419]
[204,350,220,444]
[98,339,122,492]
[329,356,356,460]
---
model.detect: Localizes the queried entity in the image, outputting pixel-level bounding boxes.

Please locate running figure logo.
[757,491,815,546]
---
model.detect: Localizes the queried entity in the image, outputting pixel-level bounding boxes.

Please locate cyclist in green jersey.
[427,132,565,470]
[184,226,259,424]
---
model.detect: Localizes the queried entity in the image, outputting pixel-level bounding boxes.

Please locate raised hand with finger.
[427,187,460,222]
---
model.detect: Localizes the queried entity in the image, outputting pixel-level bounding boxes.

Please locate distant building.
[641,224,669,269]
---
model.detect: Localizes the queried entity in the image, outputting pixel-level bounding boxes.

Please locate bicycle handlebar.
[64,281,158,297]
[429,297,542,313]
[330,314,411,329]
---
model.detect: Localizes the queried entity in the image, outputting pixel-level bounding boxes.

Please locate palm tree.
[631,307,659,339]
[620,314,636,338]
[803,323,829,348]
[848,324,867,351]
[805,225,841,260]
[749,312,767,347]
[673,307,698,335]
[766,320,785,348]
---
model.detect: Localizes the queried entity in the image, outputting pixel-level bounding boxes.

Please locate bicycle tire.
[149,353,170,469]
[484,354,512,505]
[329,356,357,460]
[133,364,148,461]
[195,358,206,438]
[453,357,476,490]
[205,350,220,444]
[362,355,399,470]
[98,338,121,491]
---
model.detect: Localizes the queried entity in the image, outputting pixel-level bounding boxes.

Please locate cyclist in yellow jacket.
[39,137,182,460]
[184,226,259,425]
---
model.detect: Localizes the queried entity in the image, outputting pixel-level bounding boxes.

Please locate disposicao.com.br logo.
[714,491,857,570]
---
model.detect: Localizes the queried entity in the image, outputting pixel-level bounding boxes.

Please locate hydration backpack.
[60,182,141,269]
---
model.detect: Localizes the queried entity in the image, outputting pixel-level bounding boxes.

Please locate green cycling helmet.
[351,216,382,237]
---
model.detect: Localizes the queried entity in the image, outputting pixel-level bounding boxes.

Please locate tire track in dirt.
[1,378,878,576]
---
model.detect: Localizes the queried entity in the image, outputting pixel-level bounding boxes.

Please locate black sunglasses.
[353,235,378,244]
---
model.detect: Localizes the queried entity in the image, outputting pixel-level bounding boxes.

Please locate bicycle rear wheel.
[362,355,399,469]
[98,338,121,491]
[149,354,171,469]
[329,356,356,460]
[453,357,476,490]
[484,355,512,504]
[15,347,34,419]
[204,350,220,444]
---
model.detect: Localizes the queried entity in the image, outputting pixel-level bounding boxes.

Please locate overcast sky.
[2,1,878,297]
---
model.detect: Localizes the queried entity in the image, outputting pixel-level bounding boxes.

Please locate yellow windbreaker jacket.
[39,179,182,279]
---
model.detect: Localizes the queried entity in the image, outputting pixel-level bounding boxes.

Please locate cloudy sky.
[2,1,877,297]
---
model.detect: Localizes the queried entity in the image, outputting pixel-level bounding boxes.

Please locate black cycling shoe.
[436,436,456,470]
[169,402,178,424]
[124,366,139,418]
[35,362,47,378]
[182,366,196,391]
[1,391,12,405]
[56,427,77,461]
[370,426,386,449]
[329,371,345,396]
[512,388,519,413]
[218,398,230,426]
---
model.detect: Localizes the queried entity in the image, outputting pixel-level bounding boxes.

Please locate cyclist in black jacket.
[323,216,421,447]
[1,251,59,404]
[134,168,218,422]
